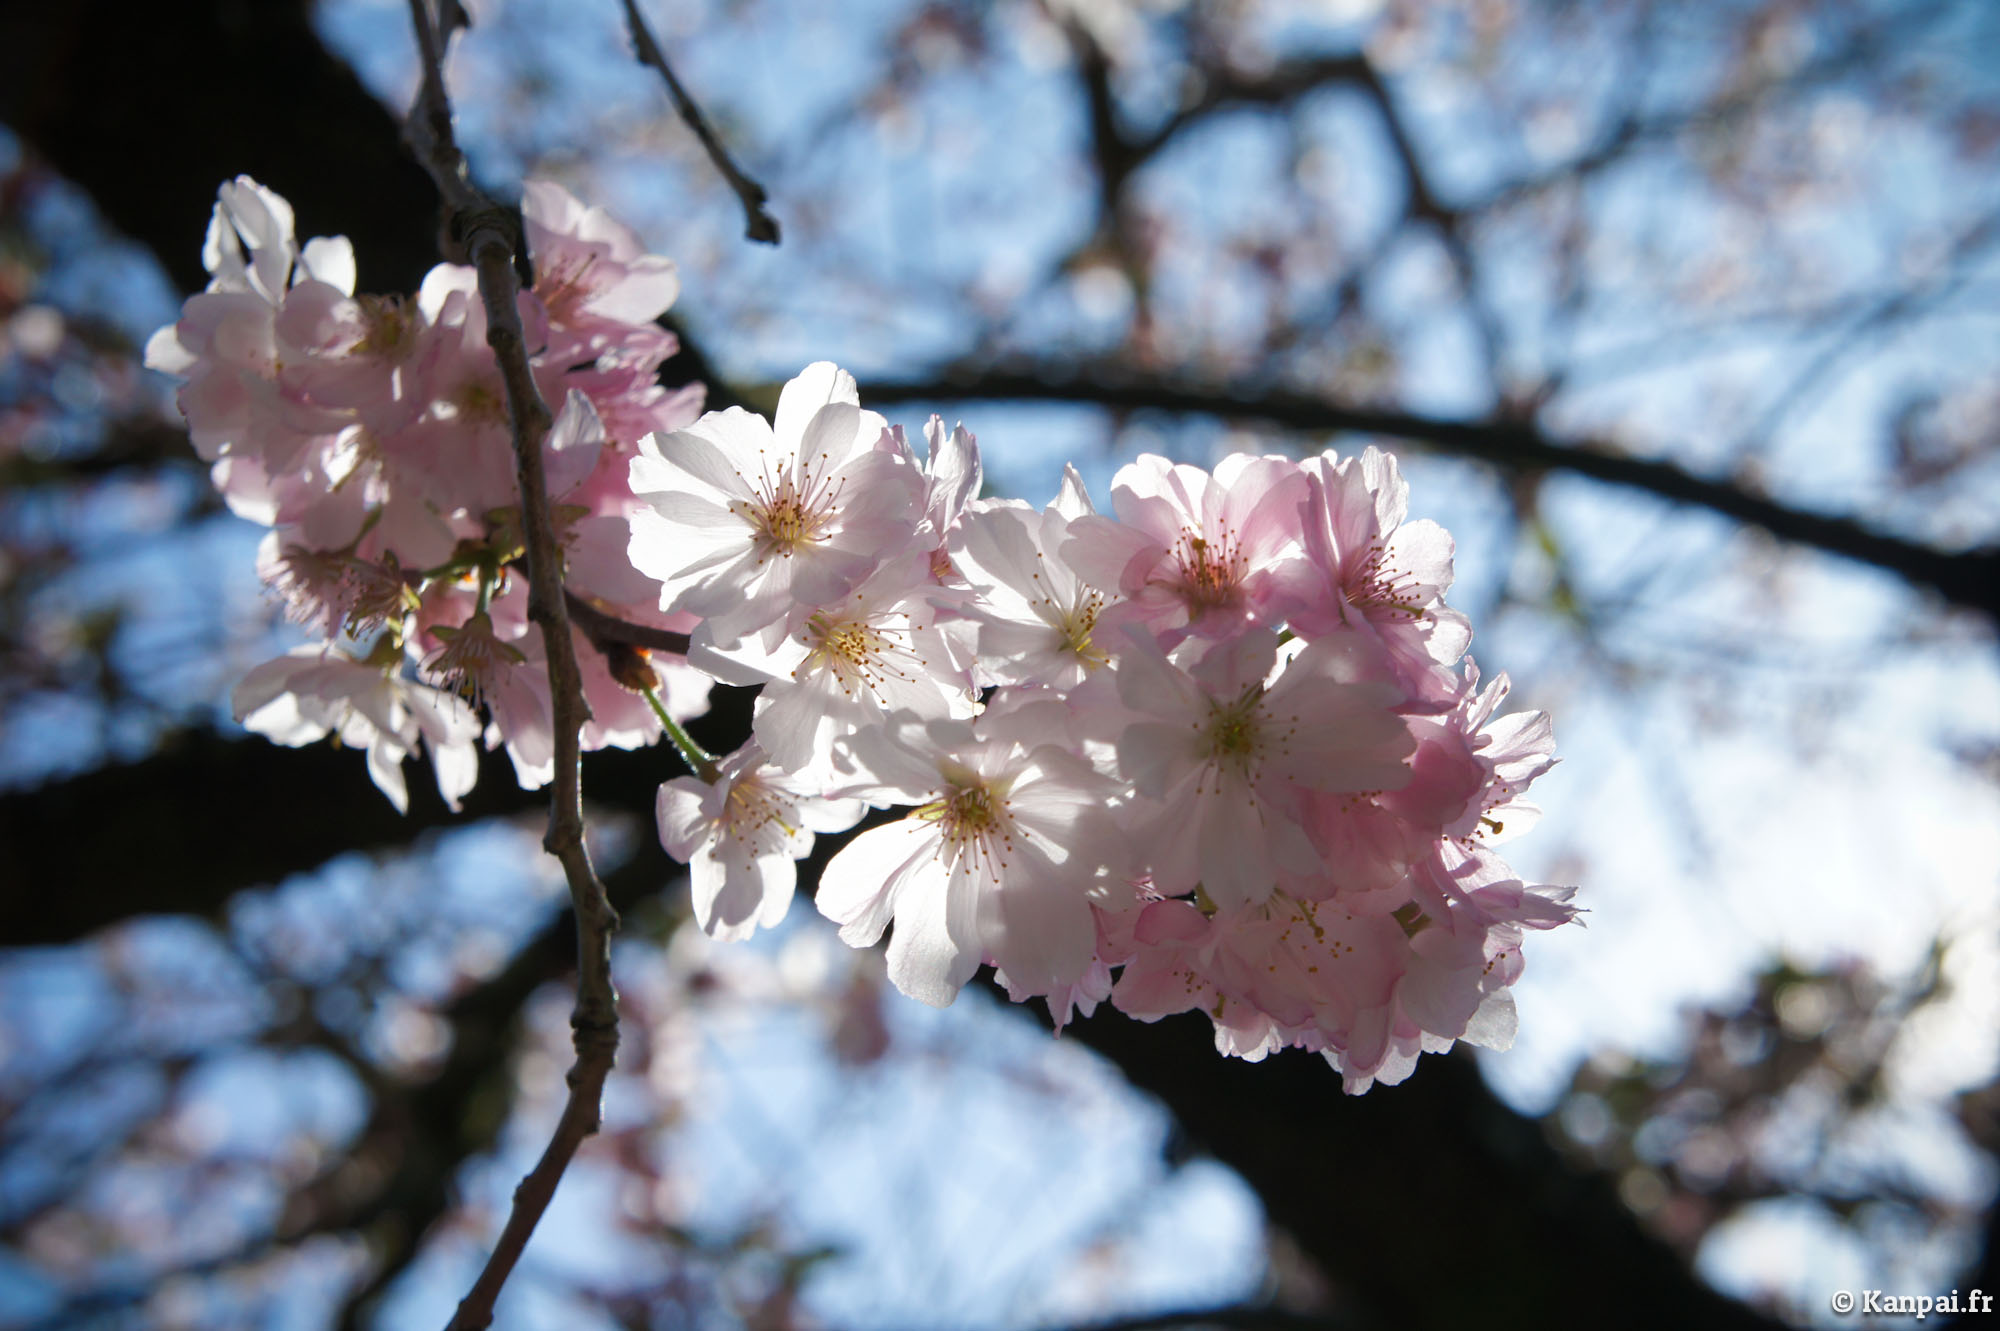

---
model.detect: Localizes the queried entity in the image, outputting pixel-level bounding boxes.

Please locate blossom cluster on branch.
[150,179,1575,1091]
[145,177,713,809]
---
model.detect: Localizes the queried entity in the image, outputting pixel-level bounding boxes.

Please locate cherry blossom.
[1062,452,1306,641]
[657,744,867,941]
[233,643,480,814]
[1282,447,1472,703]
[154,173,1573,1092]
[627,362,926,647]
[1112,628,1415,908]
[817,706,1126,1007]
[952,468,1118,690]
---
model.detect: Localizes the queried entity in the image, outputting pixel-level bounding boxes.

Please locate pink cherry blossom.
[1112,628,1415,909]
[1062,452,1306,641]
[885,414,982,584]
[627,362,926,646]
[953,468,1120,690]
[522,179,682,345]
[1282,447,1471,703]
[817,706,1127,1007]
[153,174,1576,1091]
[685,558,977,778]
[657,743,866,941]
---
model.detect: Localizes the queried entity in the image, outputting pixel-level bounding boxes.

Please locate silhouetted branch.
[1048,1305,1360,1331]
[620,0,779,244]
[1059,1015,1788,1331]
[1132,53,1370,162]
[859,367,2000,620]
[402,3,621,1326]
[1067,20,1141,215]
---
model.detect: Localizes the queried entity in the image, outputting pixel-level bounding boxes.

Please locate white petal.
[886,857,981,1007]
[819,819,935,947]
[774,361,859,446]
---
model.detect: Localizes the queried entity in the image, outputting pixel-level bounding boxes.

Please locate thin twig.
[620,0,780,244]
[399,4,621,1328]
[563,589,692,656]
[1733,204,2000,459]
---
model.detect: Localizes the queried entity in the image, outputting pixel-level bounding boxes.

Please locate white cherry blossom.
[657,744,866,941]
[627,362,926,647]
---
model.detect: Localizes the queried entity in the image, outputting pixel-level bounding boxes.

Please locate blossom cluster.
[637,368,1576,1092]
[146,177,712,810]
[152,179,1574,1091]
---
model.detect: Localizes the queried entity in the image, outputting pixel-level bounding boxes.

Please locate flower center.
[1203,690,1265,773]
[739,469,838,559]
[451,377,507,426]
[797,612,923,706]
[1348,541,1423,620]
[535,253,600,325]
[425,611,525,705]
[763,491,813,549]
[353,294,417,359]
[725,777,798,839]
[1174,529,1243,613]
[821,621,883,666]
[1060,590,1109,668]
[943,781,999,838]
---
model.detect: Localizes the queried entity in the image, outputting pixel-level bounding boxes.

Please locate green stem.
[643,685,720,783]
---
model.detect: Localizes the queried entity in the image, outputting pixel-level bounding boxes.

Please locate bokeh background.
[1,0,1997,1327]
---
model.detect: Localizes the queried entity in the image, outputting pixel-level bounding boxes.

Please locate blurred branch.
[0,671,760,948]
[401,3,620,1327]
[1051,1306,1361,1331]
[1060,1015,1787,1331]
[620,0,780,245]
[1060,35,1504,395]
[859,367,2000,620]
[1342,58,1506,395]
[1478,0,1957,214]
[1734,205,2000,456]
[1133,53,1369,162]
[1067,21,1142,216]
[0,0,441,295]
[0,419,196,487]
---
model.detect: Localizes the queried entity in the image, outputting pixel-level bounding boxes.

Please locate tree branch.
[563,590,692,656]
[1059,1013,1788,1331]
[858,367,2000,620]
[400,4,620,1326]
[1049,1306,1360,1331]
[620,0,779,245]
[1132,53,1370,163]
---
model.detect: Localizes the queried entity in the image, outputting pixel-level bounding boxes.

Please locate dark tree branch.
[1133,53,1370,163]
[564,590,692,657]
[1068,20,1142,215]
[858,367,2000,620]
[620,0,779,245]
[1049,1306,1361,1331]
[1060,1014,1788,1331]
[0,0,441,295]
